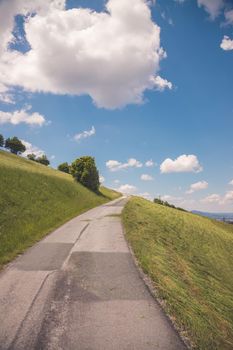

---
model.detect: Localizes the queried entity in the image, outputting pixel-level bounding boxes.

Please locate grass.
[0,150,120,268]
[122,197,233,350]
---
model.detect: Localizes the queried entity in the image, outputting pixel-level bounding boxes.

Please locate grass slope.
[122,197,233,350]
[0,150,120,268]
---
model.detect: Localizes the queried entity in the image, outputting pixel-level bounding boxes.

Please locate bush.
[58,162,70,174]
[5,137,26,154]
[71,156,100,192]
[36,155,50,166]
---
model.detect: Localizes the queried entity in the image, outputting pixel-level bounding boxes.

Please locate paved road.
[0,197,186,350]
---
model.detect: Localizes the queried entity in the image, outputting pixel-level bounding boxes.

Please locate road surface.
[0,197,186,350]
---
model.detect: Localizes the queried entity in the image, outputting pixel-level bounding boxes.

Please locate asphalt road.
[0,197,186,350]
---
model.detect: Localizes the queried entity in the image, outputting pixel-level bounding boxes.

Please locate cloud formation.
[160,154,203,173]
[145,159,155,167]
[197,0,224,19]
[0,106,46,126]
[74,126,95,142]
[21,139,45,158]
[106,158,143,172]
[141,174,154,181]
[116,184,137,194]
[0,0,171,109]
[186,180,208,194]
[220,36,233,51]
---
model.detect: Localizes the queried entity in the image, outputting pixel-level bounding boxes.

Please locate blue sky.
[0,0,233,211]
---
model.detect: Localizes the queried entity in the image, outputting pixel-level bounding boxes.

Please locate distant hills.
[192,210,233,222]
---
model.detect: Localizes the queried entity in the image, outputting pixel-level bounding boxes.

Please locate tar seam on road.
[8,270,56,350]
[8,223,90,350]
[61,222,90,270]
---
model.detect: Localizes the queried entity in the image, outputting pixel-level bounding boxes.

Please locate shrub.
[71,156,100,192]
[58,162,70,174]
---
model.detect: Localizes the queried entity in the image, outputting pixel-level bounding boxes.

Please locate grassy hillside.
[122,197,233,350]
[0,150,120,268]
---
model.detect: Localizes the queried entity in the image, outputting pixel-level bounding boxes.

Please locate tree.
[5,137,26,154]
[58,162,70,174]
[0,134,4,147]
[27,153,36,161]
[36,154,50,166]
[71,156,100,192]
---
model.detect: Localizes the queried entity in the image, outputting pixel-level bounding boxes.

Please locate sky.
[0,0,233,212]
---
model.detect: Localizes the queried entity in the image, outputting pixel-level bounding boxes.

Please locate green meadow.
[0,150,120,268]
[123,197,233,350]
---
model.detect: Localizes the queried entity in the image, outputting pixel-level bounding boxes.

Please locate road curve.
[0,197,186,350]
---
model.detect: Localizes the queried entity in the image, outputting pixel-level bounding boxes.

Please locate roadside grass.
[122,197,233,350]
[0,150,121,268]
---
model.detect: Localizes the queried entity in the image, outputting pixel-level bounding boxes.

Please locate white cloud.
[201,194,222,203]
[74,126,95,142]
[160,154,203,174]
[106,158,143,172]
[116,184,137,194]
[197,0,224,19]
[186,180,208,194]
[145,159,155,167]
[114,179,120,184]
[224,190,233,202]
[225,9,233,25]
[229,179,233,185]
[141,174,154,181]
[21,139,45,158]
[0,106,46,126]
[99,175,105,183]
[138,192,153,200]
[0,0,170,109]
[220,36,233,51]
[152,75,173,91]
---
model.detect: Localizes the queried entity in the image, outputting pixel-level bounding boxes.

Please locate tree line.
[0,133,50,166]
[1,133,100,193]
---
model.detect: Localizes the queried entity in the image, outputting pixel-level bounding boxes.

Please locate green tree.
[58,162,70,174]
[0,134,4,147]
[27,153,37,161]
[5,137,26,155]
[71,156,100,192]
[36,154,50,166]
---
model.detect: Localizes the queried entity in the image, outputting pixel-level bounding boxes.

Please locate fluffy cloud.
[0,0,171,109]
[145,159,155,167]
[220,36,233,51]
[229,179,233,185]
[116,184,137,194]
[224,191,233,202]
[197,0,224,19]
[141,174,154,181]
[160,154,203,174]
[153,76,173,91]
[201,191,233,205]
[74,126,95,142]
[106,158,143,172]
[186,180,208,194]
[21,139,45,158]
[0,106,46,126]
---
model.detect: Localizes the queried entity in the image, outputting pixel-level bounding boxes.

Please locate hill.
[0,150,120,268]
[122,197,233,350]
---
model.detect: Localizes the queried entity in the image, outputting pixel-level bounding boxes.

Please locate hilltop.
[0,150,120,268]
